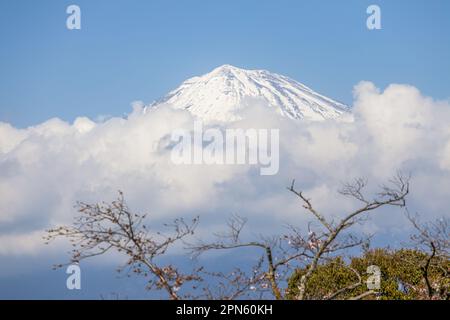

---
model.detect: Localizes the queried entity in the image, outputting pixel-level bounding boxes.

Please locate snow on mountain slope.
[151,64,349,122]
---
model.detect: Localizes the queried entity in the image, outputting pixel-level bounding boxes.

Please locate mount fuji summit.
[151,64,349,122]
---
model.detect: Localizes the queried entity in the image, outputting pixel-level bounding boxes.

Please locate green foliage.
[287,248,449,300]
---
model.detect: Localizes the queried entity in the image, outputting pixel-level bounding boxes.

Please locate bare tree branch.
[45,191,199,300]
[348,290,376,300]
[289,173,409,300]
[325,267,362,300]
[404,210,449,299]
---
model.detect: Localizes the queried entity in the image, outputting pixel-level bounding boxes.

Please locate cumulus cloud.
[0,82,449,259]
[0,230,48,256]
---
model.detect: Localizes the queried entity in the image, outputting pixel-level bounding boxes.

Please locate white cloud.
[0,230,46,256]
[0,82,449,258]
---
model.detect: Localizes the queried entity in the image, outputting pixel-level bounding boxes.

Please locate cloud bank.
[1,82,450,258]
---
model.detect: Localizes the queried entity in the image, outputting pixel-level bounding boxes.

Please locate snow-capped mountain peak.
[153,64,349,122]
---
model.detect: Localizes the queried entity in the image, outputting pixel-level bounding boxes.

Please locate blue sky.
[1,0,449,127]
